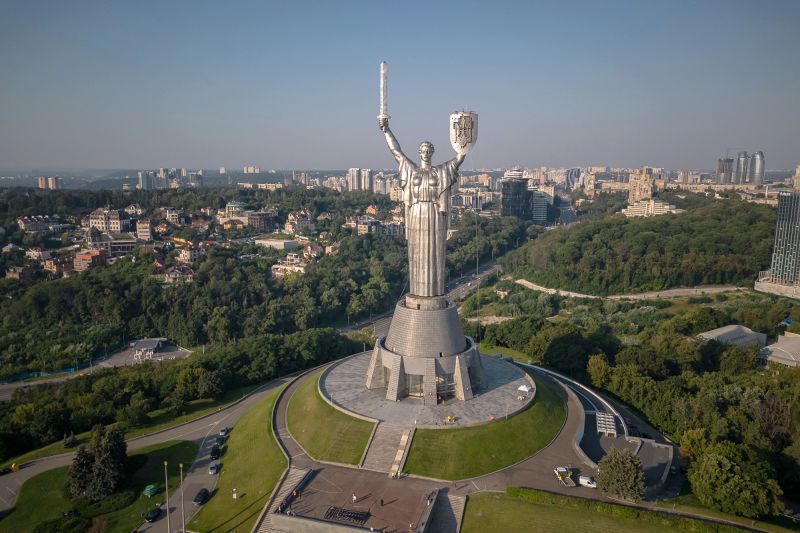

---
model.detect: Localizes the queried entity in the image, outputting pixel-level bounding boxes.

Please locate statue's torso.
[410,167,440,203]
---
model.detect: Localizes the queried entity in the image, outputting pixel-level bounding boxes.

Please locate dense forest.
[465,286,800,517]
[0,187,525,379]
[502,197,775,295]
[0,328,355,460]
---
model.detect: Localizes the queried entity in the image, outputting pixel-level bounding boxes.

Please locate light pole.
[164,461,170,533]
[179,463,186,533]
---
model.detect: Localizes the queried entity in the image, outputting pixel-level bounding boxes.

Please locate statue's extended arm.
[447,153,466,186]
[379,118,407,166]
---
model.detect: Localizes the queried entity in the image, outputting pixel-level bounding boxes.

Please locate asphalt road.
[340,261,500,337]
[0,342,191,402]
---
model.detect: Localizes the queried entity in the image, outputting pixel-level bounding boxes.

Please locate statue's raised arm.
[378,117,409,167]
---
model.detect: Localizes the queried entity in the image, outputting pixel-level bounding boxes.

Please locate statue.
[366,62,485,404]
[377,62,477,298]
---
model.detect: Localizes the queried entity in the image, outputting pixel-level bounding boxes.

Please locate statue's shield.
[450,111,478,156]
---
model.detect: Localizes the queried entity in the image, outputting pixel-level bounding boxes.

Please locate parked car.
[209,461,219,475]
[578,475,597,489]
[219,427,230,437]
[215,436,226,446]
[193,488,210,505]
[210,445,220,460]
[144,506,162,522]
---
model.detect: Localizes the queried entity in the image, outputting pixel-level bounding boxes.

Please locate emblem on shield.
[450,111,478,156]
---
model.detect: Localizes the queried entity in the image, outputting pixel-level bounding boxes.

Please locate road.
[0,375,291,525]
[515,279,745,301]
[344,261,502,338]
[0,342,191,402]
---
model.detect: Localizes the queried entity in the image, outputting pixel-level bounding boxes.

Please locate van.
[578,475,597,488]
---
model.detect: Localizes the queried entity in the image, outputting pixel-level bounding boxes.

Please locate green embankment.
[286,370,374,465]
[462,489,749,533]
[404,371,566,480]
[188,385,286,533]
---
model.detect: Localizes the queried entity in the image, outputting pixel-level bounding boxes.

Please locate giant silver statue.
[378,61,477,297]
[367,62,485,405]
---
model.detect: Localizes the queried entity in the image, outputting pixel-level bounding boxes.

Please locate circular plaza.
[319,351,536,428]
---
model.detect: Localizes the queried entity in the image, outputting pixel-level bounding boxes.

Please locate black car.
[210,445,220,460]
[215,436,225,446]
[144,506,162,522]
[193,488,210,505]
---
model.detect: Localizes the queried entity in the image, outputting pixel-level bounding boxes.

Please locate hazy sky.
[1,0,798,171]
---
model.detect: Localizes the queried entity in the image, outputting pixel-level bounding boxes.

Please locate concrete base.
[324,352,535,428]
[366,297,486,406]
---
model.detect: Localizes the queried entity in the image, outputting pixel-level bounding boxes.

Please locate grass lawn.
[2,383,258,468]
[657,492,800,533]
[477,342,530,363]
[286,370,374,465]
[0,440,198,533]
[0,467,72,532]
[188,385,287,533]
[403,371,565,480]
[462,491,747,533]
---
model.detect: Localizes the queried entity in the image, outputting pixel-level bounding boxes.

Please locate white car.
[578,475,597,488]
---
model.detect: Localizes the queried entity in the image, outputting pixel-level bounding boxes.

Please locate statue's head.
[418,141,434,163]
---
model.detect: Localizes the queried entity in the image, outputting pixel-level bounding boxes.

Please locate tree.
[689,442,783,517]
[679,428,709,463]
[68,426,128,501]
[587,354,612,388]
[67,446,95,499]
[116,392,152,427]
[596,448,645,501]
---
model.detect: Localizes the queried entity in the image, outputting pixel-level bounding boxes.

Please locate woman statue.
[379,117,465,297]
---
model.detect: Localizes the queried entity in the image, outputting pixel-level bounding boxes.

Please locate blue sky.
[0,0,798,170]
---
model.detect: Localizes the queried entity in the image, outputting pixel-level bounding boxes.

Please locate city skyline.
[1,0,798,170]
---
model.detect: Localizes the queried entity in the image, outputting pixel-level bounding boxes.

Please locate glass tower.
[770,192,800,284]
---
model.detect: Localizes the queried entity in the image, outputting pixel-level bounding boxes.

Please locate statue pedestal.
[366,296,486,405]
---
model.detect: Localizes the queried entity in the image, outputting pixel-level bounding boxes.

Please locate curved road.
[515,278,744,301]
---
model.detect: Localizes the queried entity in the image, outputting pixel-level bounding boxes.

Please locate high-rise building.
[47,176,60,190]
[347,168,361,191]
[219,166,226,175]
[360,169,373,192]
[531,191,549,223]
[37,176,47,189]
[500,178,531,219]
[628,167,655,203]
[749,151,765,184]
[716,157,734,184]
[767,192,800,284]
[736,152,749,184]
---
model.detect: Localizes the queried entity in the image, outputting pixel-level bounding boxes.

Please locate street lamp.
[164,461,170,533]
[179,463,186,533]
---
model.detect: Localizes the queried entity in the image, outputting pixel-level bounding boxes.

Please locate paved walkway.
[515,278,744,300]
[361,424,407,473]
[321,353,534,428]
